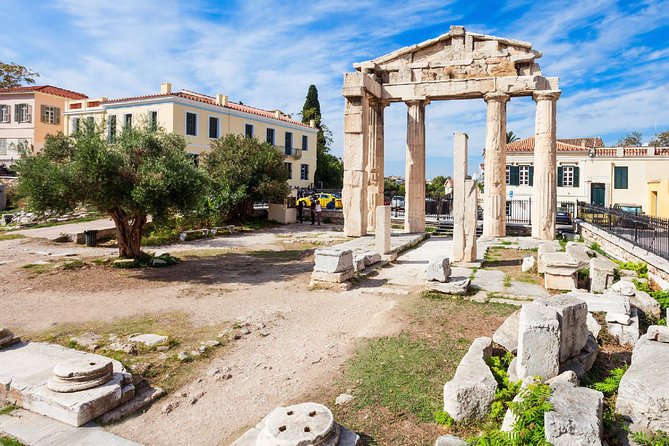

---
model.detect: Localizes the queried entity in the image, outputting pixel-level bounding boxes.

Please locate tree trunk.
[110,209,147,258]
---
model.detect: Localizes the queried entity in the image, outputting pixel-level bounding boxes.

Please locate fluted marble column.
[367,99,387,232]
[483,92,509,237]
[405,100,426,233]
[532,90,561,240]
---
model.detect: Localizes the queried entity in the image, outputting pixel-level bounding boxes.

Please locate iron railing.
[577,202,669,259]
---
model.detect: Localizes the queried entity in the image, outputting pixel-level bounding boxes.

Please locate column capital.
[368,96,390,108]
[483,92,510,103]
[404,98,427,107]
[533,90,561,102]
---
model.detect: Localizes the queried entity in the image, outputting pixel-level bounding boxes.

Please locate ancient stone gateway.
[342,25,560,240]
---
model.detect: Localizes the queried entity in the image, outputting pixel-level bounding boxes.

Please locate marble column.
[375,205,391,254]
[452,132,468,263]
[463,179,478,262]
[405,100,426,233]
[483,92,509,237]
[367,99,387,232]
[342,80,369,237]
[532,90,561,240]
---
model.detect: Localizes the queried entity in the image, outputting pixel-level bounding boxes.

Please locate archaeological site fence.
[577,202,669,260]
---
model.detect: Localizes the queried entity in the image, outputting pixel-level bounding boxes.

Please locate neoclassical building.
[341,26,560,240]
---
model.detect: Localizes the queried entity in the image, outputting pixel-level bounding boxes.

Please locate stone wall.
[578,222,669,288]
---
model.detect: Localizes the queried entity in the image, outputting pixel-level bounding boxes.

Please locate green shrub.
[617,261,648,278]
[589,367,627,395]
[589,242,606,256]
[631,431,669,446]
[434,410,454,427]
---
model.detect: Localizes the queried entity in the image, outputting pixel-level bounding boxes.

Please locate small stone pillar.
[452,132,468,263]
[483,92,509,237]
[463,179,478,262]
[405,100,426,233]
[375,205,391,255]
[366,99,387,232]
[532,90,560,240]
[342,72,369,237]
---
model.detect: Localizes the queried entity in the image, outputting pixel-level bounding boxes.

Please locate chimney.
[274,110,282,119]
[216,94,228,106]
[309,119,316,128]
[161,82,172,94]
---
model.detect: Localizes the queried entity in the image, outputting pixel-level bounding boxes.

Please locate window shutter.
[55,107,61,125]
[557,166,564,187]
[27,105,32,122]
[510,166,520,186]
[15,104,20,122]
[528,166,534,186]
[623,168,628,189]
[573,166,580,187]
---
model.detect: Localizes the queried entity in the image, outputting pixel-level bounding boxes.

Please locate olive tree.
[15,124,207,258]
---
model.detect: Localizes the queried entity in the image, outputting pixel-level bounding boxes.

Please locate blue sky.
[2,0,668,177]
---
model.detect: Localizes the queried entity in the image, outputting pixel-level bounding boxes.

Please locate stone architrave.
[342,73,369,237]
[366,99,387,232]
[483,93,509,237]
[452,132,468,262]
[532,295,589,362]
[516,303,561,381]
[463,179,478,262]
[405,100,426,233]
[531,90,560,240]
[375,205,391,254]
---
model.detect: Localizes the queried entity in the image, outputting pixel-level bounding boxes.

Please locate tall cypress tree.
[301,85,343,189]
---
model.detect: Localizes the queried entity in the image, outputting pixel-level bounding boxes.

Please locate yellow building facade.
[647,180,669,218]
[64,83,318,190]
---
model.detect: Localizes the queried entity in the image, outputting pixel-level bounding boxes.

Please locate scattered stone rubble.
[616,325,669,434]
[424,256,471,295]
[311,248,355,285]
[443,294,606,444]
[231,402,360,445]
[0,328,20,348]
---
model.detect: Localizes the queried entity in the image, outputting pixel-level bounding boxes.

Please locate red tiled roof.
[506,136,605,153]
[102,90,311,128]
[0,85,88,100]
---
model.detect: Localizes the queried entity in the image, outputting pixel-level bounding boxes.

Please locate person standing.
[309,196,316,225]
[297,200,304,223]
[315,200,322,226]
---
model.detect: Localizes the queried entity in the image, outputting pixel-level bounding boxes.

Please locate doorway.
[591,183,605,206]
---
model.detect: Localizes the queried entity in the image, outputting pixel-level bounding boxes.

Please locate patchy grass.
[246,249,308,261]
[0,436,24,446]
[61,259,86,270]
[0,234,25,241]
[21,262,53,275]
[0,405,17,415]
[482,247,543,286]
[28,311,234,393]
[503,274,512,288]
[307,295,515,445]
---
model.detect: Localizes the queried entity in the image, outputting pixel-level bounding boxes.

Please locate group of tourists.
[297,195,322,226]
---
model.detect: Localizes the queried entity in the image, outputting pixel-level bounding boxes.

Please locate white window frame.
[208,115,220,139]
[148,110,158,129]
[519,165,529,185]
[72,117,81,134]
[123,113,133,128]
[563,166,574,187]
[0,105,9,123]
[505,165,510,185]
[42,105,58,124]
[300,163,309,180]
[18,104,30,123]
[302,134,308,151]
[266,127,276,145]
[185,111,198,136]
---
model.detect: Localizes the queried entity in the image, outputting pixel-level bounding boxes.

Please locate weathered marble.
[405,100,426,233]
[483,93,509,237]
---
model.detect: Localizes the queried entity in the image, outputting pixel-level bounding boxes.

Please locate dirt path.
[0,226,446,445]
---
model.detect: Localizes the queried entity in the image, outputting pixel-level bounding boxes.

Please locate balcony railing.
[277,146,301,159]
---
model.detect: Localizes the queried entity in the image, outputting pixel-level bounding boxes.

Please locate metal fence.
[577,202,669,259]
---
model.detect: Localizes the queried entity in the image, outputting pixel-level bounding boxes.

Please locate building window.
[15,104,31,123]
[148,111,158,130]
[300,163,309,180]
[285,162,292,179]
[505,165,510,185]
[124,113,132,129]
[266,128,275,145]
[0,139,6,155]
[40,105,61,125]
[245,123,254,138]
[186,112,197,136]
[209,117,219,139]
[519,165,529,185]
[285,131,293,155]
[0,105,9,123]
[614,166,628,189]
[558,165,579,187]
[302,135,308,151]
[108,115,117,142]
[72,117,81,134]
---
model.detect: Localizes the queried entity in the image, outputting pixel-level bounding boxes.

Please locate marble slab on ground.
[0,342,134,427]
[472,269,507,293]
[332,232,427,257]
[0,408,142,446]
[507,281,550,298]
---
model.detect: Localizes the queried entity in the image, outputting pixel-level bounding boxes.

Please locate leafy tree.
[649,131,669,147]
[15,123,207,258]
[506,131,520,144]
[203,134,289,220]
[427,175,449,199]
[385,177,401,198]
[0,61,39,88]
[301,85,343,188]
[616,131,643,147]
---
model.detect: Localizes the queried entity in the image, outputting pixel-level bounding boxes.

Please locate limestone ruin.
[451,133,477,264]
[342,25,560,240]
